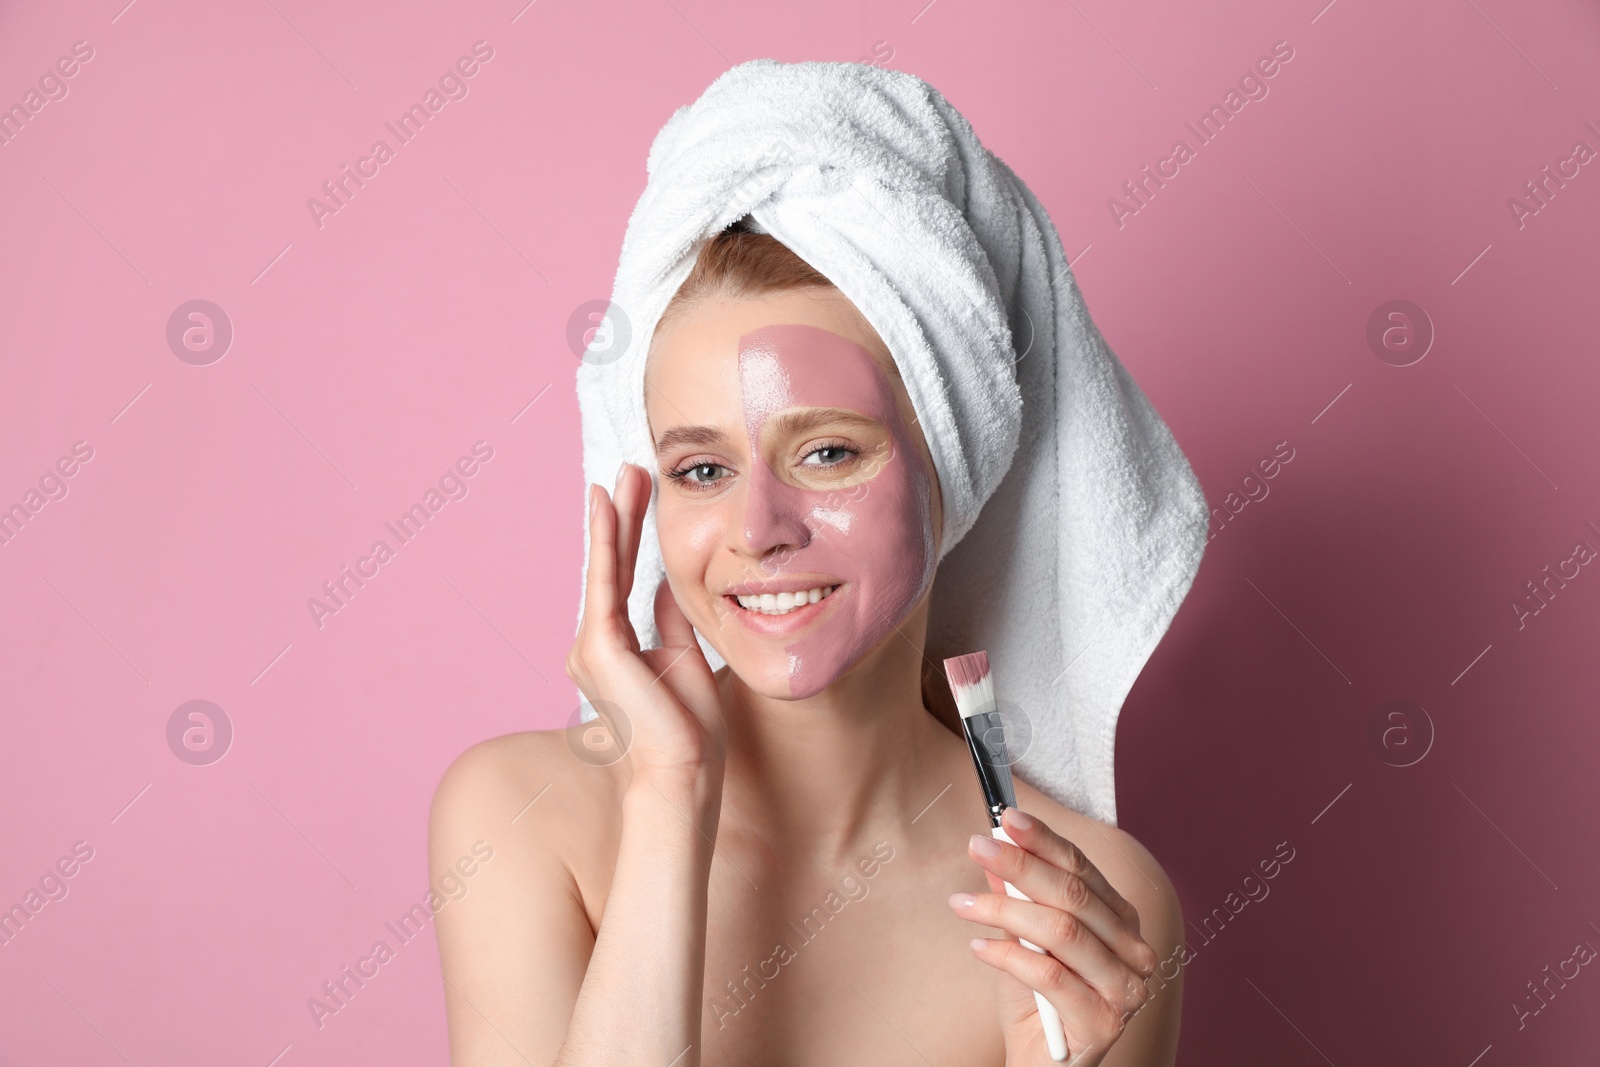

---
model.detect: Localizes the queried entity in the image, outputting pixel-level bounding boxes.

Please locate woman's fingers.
[976,816,1158,979]
[580,483,619,641]
[653,575,699,652]
[611,463,645,631]
[951,890,1151,1019]
[577,481,639,658]
[1002,808,1142,933]
[567,469,724,782]
[968,936,1127,1057]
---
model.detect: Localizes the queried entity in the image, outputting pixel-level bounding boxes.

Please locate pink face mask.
[731,323,936,698]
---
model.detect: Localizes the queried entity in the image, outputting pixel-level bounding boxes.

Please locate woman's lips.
[723,583,845,635]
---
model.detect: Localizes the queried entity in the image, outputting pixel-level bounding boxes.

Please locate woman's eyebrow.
[654,409,879,455]
[654,425,729,455]
[770,408,881,436]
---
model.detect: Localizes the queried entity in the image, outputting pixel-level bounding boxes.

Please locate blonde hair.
[657,218,835,331]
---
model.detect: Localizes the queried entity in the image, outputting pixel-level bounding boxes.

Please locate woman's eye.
[801,445,856,467]
[680,463,726,484]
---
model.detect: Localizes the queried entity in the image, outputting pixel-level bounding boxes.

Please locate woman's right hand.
[565,461,726,790]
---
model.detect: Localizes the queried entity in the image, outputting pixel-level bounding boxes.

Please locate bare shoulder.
[433,723,626,817]
[1013,783,1186,1064]
[434,727,592,823]
[429,726,625,920]
[1011,782,1182,934]
[428,727,627,1063]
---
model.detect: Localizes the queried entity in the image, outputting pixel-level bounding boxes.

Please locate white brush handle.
[993,825,1071,1062]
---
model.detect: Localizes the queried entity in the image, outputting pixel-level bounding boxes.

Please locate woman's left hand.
[949,807,1161,1065]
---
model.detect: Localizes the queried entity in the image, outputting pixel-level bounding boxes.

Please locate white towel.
[575,59,1209,827]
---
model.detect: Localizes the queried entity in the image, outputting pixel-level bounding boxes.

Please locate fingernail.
[969,834,1000,858]
[1005,808,1034,831]
[588,484,598,520]
[969,937,988,952]
[616,460,628,483]
[948,891,976,908]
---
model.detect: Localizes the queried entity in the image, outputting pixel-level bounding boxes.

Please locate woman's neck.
[713,634,967,869]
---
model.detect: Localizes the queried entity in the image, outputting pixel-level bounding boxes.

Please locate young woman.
[429,227,1186,1066]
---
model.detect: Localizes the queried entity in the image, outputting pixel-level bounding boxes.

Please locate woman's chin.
[717,650,849,702]
[723,658,799,700]
[709,647,795,700]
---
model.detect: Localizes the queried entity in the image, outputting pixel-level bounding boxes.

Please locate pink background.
[2,0,1598,1063]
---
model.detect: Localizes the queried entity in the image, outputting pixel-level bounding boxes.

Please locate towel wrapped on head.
[575,58,1209,827]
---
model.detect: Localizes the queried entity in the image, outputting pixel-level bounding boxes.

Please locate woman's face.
[644,287,943,699]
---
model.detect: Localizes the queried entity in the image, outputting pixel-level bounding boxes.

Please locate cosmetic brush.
[944,650,1070,1063]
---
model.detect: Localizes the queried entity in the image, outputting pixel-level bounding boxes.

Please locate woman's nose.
[739,457,812,560]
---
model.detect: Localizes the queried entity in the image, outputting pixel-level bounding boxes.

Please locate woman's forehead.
[734,325,901,429]
[645,291,910,429]
[649,289,894,374]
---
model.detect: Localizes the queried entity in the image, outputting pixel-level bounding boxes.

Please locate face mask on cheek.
[736,324,936,698]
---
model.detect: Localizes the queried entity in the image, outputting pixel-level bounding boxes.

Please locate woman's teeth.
[735,585,838,615]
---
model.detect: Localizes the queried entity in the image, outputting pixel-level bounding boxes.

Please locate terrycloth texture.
[575,59,1209,827]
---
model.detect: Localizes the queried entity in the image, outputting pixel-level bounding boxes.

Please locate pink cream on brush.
[733,323,935,698]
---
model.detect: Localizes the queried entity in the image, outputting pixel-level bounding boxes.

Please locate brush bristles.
[942,650,989,689]
[942,651,995,720]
